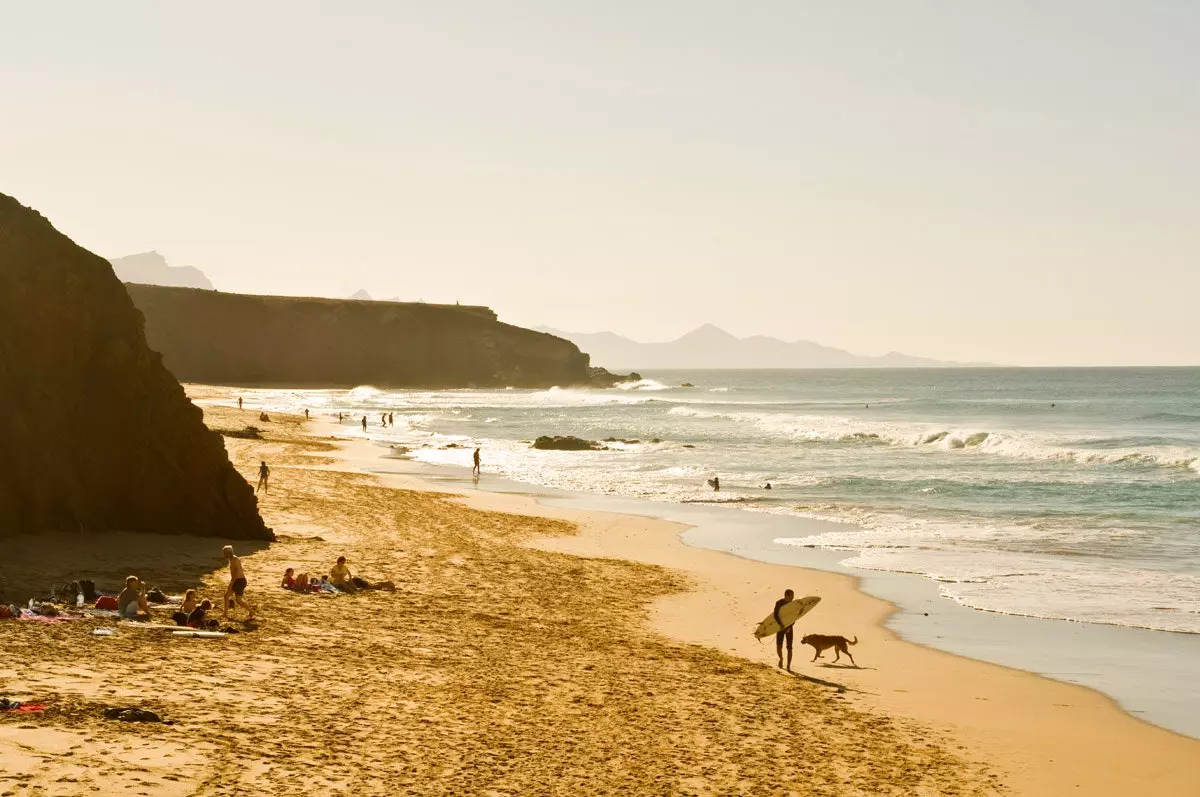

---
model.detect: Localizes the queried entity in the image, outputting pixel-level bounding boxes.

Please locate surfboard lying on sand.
[753,596,820,639]
[118,622,191,631]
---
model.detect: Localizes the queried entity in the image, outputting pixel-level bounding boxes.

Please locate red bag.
[94,596,119,611]
[0,605,12,620]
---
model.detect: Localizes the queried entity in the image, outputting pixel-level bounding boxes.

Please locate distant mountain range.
[108,251,214,290]
[537,324,988,369]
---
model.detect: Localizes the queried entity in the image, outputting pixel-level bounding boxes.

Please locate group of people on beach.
[116,545,253,625]
[281,556,395,594]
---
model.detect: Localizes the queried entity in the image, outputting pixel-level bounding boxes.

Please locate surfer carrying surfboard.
[774,589,797,671]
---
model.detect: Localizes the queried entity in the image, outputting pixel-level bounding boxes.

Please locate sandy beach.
[2,394,1197,796]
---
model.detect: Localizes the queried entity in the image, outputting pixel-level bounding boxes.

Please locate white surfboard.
[753,596,820,639]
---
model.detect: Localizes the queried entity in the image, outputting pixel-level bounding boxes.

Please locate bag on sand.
[95,596,119,611]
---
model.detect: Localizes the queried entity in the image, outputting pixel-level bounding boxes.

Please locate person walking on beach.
[256,461,270,493]
[774,589,797,671]
[472,447,481,476]
[305,408,310,420]
[362,415,367,432]
[388,412,394,426]
[238,397,243,409]
[222,545,254,620]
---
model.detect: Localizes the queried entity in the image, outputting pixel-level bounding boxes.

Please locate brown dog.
[800,634,858,665]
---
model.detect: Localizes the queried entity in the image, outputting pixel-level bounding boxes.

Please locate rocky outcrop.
[532,436,605,451]
[125,284,632,389]
[109,251,215,290]
[0,192,270,541]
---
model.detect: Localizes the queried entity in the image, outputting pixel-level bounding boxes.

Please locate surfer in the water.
[774,588,797,671]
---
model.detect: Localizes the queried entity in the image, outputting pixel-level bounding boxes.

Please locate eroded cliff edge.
[0,193,271,541]
[125,284,627,388]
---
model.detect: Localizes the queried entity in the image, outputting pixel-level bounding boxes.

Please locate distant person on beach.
[329,556,395,593]
[473,447,481,476]
[189,599,213,628]
[764,483,772,490]
[118,577,150,619]
[709,476,720,492]
[256,461,270,493]
[774,588,797,671]
[172,589,199,626]
[362,416,367,432]
[329,556,357,592]
[338,412,344,422]
[238,397,243,409]
[389,412,394,426]
[222,545,254,620]
[305,408,310,420]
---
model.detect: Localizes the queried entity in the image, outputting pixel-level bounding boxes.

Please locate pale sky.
[3,2,1198,366]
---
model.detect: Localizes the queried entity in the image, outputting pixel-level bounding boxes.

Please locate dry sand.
[1,396,1196,796]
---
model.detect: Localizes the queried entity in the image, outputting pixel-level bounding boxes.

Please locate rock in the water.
[532,436,604,451]
[0,192,271,541]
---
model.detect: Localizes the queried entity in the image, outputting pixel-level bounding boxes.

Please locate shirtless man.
[472,447,481,476]
[222,545,255,620]
[774,588,797,671]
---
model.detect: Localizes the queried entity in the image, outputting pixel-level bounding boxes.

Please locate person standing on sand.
[238,397,243,409]
[774,589,797,671]
[472,447,481,476]
[389,412,394,426]
[222,545,254,620]
[362,415,367,432]
[305,408,310,420]
[256,461,270,493]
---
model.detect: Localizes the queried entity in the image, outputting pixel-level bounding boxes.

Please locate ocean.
[245,367,1200,637]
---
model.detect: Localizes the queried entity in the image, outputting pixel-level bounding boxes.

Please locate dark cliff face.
[124,284,596,388]
[0,193,270,540]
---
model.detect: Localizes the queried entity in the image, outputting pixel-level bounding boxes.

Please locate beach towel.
[16,610,78,624]
[95,596,119,611]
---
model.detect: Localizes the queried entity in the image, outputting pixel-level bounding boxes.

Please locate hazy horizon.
[4,2,1198,366]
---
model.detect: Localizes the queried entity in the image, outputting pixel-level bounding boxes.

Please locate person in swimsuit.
[222,545,255,620]
[774,588,796,671]
[361,416,367,432]
[472,447,481,476]
[256,461,270,493]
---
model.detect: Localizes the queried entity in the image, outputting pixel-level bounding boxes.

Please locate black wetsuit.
[774,598,793,648]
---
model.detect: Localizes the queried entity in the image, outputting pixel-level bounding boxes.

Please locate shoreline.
[310,414,1200,796]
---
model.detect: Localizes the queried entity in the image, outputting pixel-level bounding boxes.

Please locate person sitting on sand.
[188,599,214,629]
[774,589,797,672]
[281,568,313,592]
[222,545,255,620]
[329,556,358,593]
[118,577,150,620]
[329,556,396,593]
[171,589,199,626]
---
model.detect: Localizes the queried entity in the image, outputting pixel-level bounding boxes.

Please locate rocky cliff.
[0,193,270,540]
[109,250,215,290]
[124,284,617,388]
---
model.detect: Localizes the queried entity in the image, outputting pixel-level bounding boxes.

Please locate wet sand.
[1,397,1196,795]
